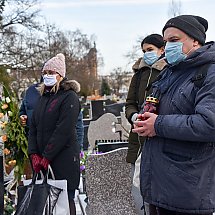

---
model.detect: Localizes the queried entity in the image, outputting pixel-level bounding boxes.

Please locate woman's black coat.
[28,79,81,190]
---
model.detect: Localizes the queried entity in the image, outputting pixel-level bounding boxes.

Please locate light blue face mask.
[43,74,58,86]
[143,51,159,66]
[165,41,187,65]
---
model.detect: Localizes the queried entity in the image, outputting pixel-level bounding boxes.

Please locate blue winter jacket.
[76,110,84,149]
[140,42,215,214]
[19,84,40,128]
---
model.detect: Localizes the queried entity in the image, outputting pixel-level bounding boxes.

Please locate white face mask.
[43,74,58,86]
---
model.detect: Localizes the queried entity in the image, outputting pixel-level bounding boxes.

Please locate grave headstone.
[88,113,120,151]
[90,100,105,120]
[119,112,131,139]
[104,102,125,117]
[85,148,136,215]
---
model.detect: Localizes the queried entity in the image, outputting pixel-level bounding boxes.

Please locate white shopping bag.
[47,179,70,215]
[133,152,141,188]
[23,167,70,215]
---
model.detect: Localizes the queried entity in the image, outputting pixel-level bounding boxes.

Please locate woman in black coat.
[28,53,80,215]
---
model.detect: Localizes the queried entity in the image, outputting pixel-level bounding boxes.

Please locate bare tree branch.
[168,0,182,18]
[1,0,40,30]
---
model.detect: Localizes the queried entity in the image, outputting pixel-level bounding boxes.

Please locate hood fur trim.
[132,58,142,71]
[61,80,81,93]
[138,58,166,71]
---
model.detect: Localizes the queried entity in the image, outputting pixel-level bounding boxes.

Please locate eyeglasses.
[42,70,57,76]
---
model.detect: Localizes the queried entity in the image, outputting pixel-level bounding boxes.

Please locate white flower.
[14,165,19,171]
[8,111,13,116]
[5,97,11,103]
[1,97,5,102]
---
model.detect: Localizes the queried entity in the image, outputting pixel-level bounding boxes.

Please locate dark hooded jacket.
[28,79,81,190]
[140,42,215,213]
[125,58,166,164]
[20,82,84,147]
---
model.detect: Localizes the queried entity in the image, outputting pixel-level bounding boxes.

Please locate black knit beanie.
[162,15,208,45]
[141,34,164,48]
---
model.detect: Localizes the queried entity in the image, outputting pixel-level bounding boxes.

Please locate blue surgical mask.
[165,41,187,65]
[143,51,159,66]
[43,74,58,86]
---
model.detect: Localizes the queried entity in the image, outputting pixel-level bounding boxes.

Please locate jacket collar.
[60,78,80,93]
[138,58,166,71]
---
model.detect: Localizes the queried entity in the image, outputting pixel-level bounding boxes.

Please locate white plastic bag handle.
[47,165,55,180]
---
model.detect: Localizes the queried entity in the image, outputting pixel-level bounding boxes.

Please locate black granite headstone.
[90,100,105,120]
[97,140,128,153]
[104,102,125,117]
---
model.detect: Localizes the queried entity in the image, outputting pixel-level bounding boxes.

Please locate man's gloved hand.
[40,157,50,171]
[31,154,42,173]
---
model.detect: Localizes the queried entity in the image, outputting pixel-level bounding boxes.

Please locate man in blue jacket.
[133,15,215,215]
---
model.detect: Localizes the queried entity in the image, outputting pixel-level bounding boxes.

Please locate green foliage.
[82,106,89,119]
[0,85,28,180]
[101,78,111,96]
[0,66,13,90]
[4,194,15,215]
[80,151,90,175]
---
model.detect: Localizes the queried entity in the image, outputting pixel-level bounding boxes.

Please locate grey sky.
[39,0,215,75]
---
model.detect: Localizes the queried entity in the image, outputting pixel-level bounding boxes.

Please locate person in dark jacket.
[19,83,40,129]
[76,110,84,149]
[133,15,215,215]
[28,53,80,215]
[126,34,166,163]
[125,34,166,215]
[20,80,84,148]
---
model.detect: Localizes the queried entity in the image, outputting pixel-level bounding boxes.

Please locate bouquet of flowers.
[4,194,15,215]
[0,85,28,179]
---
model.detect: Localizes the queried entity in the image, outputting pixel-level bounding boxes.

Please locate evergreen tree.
[101,78,111,95]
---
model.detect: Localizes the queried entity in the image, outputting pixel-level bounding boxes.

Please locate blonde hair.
[39,77,64,95]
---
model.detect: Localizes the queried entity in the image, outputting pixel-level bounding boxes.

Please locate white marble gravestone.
[87,112,131,151]
[88,113,122,151]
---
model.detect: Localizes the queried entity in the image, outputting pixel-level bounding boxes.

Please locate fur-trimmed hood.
[132,57,166,72]
[138,57,166,71]
[132,57,142,71]
[60,79,80,93]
